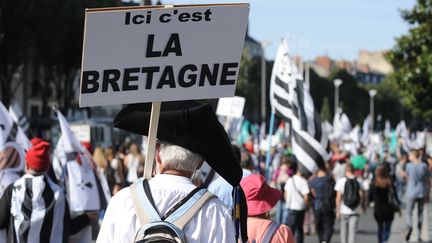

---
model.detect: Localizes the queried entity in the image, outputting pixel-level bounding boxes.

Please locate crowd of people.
[0,101,431,243]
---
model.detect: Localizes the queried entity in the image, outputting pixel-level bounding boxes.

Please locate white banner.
[216,96,245,118]
[70,124,91,143]
[80,4,249,107]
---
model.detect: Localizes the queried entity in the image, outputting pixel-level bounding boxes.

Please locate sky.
[162,0,416,60]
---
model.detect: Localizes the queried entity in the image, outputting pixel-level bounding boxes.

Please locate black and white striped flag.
[10,174,66,243]
[269,39,328,173]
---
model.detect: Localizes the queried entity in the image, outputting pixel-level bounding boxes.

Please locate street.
[305,201,432,243]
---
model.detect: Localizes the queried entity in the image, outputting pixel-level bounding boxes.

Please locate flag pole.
[265,108,275,181]
[144,102,161,180]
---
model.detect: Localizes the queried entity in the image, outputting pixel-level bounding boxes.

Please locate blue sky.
[164,0,416,60]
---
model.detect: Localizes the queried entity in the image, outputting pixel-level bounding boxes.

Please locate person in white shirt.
[98,101,246,243]
[284,165,310,243]
[335,163,367,243]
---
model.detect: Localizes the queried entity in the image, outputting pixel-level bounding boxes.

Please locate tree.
[320,97,331,122]
[386,0,432,121]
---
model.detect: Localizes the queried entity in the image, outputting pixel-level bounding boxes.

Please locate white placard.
[79,4,249,107]
[70,124,91,143]
[216,96,245,118]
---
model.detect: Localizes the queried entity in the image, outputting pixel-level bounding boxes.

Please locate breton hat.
[240,174,281,216]
[113,100,243,187]
[26,138,51,172]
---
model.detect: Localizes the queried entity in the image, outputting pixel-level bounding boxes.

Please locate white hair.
[159,142,203,172]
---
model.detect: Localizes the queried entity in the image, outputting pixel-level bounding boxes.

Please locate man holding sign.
[81,3,249,243]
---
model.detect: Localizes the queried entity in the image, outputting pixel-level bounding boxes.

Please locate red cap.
[240,174,282,216]
[26,138,51,172]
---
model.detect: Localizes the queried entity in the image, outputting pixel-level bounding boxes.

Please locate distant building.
[354,50,393,84]
[309,50,393,84]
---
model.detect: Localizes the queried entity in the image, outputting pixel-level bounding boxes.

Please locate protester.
[124,143,144,184]
[94,147,115,193]
[0,138,97,242]
[404,148,430,242]
[97,101,246,242]
[309,167,335,243]
[284,164,310,243]
[105,147,124,194]
[241,174,294,243]
[335,163,367,243]
[272,156,293,224]
[0,147,21,197]
[204,145,242,210]
[395,152,408,206]
[370,164,400,243]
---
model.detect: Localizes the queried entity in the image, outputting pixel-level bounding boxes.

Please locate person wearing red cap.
[241,174,294,243]
[0,138,97,243]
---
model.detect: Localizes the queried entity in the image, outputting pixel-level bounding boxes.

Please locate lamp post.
[333,79,343,115]
[260,41,271,123]
[369,89,377,131]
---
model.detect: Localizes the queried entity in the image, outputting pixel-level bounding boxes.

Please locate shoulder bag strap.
[165,188,216,230]
[261,222,280,243]
[130,178,161,225]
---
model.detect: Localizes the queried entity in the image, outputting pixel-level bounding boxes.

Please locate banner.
[80,4,249,107]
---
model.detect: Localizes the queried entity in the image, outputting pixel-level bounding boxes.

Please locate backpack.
[130,178,215,243]
[343,178,361,210]
[322,176,336,211]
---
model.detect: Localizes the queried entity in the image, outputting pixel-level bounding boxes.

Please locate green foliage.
[235,49,262,121]
[320,97,331,122]
[0,0,120,112]
[386,0,432,121]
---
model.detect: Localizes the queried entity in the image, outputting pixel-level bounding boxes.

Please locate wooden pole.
[144,102,161,179]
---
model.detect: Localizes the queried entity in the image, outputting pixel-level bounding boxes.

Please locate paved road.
[304,202,431,243]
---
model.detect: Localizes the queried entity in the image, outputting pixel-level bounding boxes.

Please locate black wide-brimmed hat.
[113,100,243,187]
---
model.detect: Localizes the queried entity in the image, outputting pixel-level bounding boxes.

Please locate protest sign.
[70,124,91,143]
[80,4,249,107]
[216,96,245,118]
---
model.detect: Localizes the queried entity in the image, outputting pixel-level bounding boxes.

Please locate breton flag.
[0,101,31,173]
[9,102,30,135]
[9,175,66,243]
[269,39,328,173]
[52,109,110,212]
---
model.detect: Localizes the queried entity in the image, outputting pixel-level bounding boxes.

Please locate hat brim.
[246,187,281,216]
[113,101,243,186]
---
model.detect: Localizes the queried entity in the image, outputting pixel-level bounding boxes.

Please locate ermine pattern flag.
[0,102,31,172]
[9,102,30,134]
[269,39,328,173]
[10,175,66,243]
[53,110,110,212]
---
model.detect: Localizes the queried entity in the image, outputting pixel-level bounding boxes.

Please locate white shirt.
[96,174,236,243]
[126,154,140,183]
[284,175,310,211]
[334,176,364,215]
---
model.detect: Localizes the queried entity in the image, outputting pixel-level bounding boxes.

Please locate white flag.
[0,102,31,172]
[53,110,110,212]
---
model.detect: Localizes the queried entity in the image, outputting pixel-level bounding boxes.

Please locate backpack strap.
[165,188,216,230]
[261,222,280,243]
[130,178,161,225]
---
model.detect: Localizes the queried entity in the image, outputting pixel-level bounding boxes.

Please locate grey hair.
[158,141,204,172]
